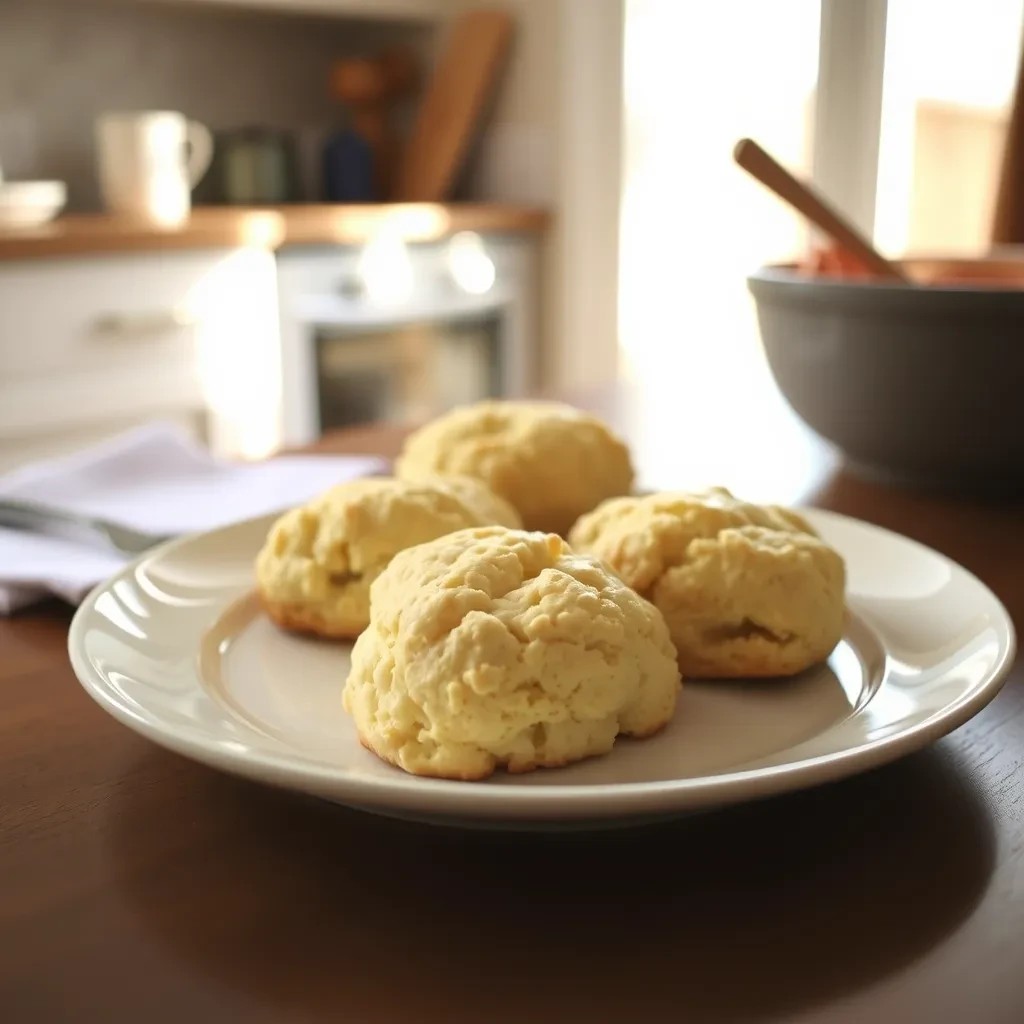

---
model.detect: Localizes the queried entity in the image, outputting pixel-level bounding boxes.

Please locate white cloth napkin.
[0,422,386,613]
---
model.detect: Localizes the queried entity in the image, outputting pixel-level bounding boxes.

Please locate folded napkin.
[0,422,386,614]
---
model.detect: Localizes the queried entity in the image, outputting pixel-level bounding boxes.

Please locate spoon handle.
[734,138,910,284]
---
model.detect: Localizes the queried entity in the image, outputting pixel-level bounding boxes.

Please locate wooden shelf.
[134,0,450,22]
[0,204,551,262]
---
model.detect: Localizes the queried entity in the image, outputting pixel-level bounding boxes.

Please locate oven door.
[310,301,506,433]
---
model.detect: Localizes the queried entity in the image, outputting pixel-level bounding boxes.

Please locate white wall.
[439,0,625,394]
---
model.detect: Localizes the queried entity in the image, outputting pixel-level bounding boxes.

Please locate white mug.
[95,111,213,226]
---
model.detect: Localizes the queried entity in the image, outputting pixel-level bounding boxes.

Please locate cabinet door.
[0,248,282,462]
[0,252,217,383]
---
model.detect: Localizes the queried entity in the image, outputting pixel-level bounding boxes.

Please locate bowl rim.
[751,252,1024,287]
[748,254,1024,307]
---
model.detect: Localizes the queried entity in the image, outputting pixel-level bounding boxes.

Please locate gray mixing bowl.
[748,258,1024,492]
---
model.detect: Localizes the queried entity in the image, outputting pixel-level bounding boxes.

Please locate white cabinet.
[0,248,282,472]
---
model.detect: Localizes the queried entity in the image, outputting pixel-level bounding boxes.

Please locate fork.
[0,498,172,556]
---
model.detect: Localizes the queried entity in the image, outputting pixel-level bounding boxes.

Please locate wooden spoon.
[733,137,911,284]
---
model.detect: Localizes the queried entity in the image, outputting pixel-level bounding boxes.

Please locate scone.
[256,476,521,639]
[343,526,681,780]
[395,400,634,535]
[569,487,845,678]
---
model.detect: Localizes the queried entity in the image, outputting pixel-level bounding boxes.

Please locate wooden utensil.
[733,137,911,283]
[992,33,1024,244]
[394,9,514,202]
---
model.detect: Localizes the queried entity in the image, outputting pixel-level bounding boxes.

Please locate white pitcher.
[95,111,213,227]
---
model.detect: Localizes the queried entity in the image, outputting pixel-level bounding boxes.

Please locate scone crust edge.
[256,475,522,639]
[395,400,635,535]
[342,526,681,780]
[569,488,846,679]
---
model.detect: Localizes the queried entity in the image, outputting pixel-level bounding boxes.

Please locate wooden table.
[2,384,1023,1023]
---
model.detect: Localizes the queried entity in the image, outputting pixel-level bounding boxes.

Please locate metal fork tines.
[0,499,172,556]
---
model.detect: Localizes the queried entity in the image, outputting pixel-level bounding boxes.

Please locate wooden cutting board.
[394,9,513,202]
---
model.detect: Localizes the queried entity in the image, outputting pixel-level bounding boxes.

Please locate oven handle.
[294,293,510,328]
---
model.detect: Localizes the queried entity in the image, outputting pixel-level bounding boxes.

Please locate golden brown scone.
[395,400,634,535]
[342,526,681,780]
[255,476,521,639]
[569,487,845,678]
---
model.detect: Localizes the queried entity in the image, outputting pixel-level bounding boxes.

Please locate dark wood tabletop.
[2,381,1023,1024]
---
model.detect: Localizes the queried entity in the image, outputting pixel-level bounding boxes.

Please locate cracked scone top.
[255,476,521,639]
[569,487,845,678]
[342,526,681,780]
[395,400,635,534]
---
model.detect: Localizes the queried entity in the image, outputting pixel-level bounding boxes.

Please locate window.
[618,1,821,490]
[875,0,1024,255]
[620,0,819,387]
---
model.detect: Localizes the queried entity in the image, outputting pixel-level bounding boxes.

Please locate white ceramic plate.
[69,510,1015,829]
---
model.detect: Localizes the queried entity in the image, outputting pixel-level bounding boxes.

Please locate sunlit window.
[619,0,819,393]
[617,1,822,495]
[875,0,1024,256]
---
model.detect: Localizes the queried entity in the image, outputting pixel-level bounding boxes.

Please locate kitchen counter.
[0,203,550,262]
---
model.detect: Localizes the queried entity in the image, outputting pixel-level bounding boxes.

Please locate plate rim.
[68,509,1018,819]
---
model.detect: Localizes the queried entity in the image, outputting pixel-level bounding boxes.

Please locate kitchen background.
[0,0,430,211]
[2,0,1023,489]
[0,0,586,474]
